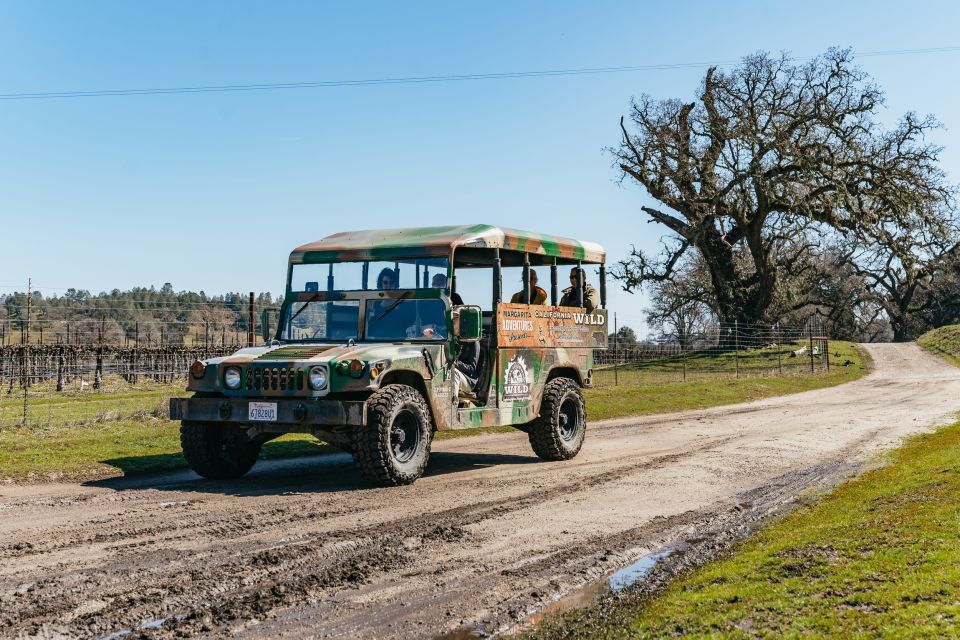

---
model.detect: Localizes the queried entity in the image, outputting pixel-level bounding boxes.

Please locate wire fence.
[0,345,236,429]
[591,318,831,387]
[0,314,282,348]
[0,308,832,429]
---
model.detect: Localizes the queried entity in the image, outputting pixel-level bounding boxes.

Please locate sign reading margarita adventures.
[496,303,608,348]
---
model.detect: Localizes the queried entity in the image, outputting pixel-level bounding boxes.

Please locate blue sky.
[1,1,958,332]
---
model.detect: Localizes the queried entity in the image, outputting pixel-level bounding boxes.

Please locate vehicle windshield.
[281,300,360,341]
[366,299,446,340]
[279,298,447,342]
[291,257,449,292]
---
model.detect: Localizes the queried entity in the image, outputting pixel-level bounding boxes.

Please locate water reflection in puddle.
[608,550,673,591]
[99,614,188,640]
[500,547,678,637]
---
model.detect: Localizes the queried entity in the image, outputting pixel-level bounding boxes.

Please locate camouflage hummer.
[170,225,608,486]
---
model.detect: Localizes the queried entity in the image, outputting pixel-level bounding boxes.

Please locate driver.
[368,267,414,338]
[451,336,480,400]
[410,298,447,339]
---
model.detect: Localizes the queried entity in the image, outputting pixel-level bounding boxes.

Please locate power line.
[2,46,958,101]
[0,61,736,101]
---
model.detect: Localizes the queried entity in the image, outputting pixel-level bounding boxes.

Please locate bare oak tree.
[645,255,714,347]
[843,202,959,341]
[612,49,950,328]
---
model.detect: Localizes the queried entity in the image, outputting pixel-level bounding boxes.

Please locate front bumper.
[169,396,367,426]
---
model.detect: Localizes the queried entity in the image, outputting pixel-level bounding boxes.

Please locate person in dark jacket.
[559,267,599,311]
[450,291,481,402]
[452,340,480,397]
[431,273,464,306]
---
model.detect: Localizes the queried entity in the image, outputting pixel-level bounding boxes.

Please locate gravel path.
[2,343,958,639]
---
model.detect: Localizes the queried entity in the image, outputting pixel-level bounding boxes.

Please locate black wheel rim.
[390,409,421,463]
[558,396,581,442]
[219,430,244,456]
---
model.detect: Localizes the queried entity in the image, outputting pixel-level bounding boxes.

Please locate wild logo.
[503,354,531,400]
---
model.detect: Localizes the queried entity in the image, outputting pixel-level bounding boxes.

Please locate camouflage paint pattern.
[289,224,606,265]
[186,339,452,429]
[179,224,606,435]
[451,345,596,429]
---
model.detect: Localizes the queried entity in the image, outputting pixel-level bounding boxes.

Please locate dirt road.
[2,343,959,639]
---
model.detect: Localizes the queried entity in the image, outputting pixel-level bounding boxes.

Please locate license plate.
[248,402,277,422]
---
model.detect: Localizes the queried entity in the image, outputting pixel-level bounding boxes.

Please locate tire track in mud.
[294,430,880,639]
[2,343,960,639]
[1,436,740,639]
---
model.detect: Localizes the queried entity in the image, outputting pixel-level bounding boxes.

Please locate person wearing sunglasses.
[376,267,398,290]
[559,267,599,312]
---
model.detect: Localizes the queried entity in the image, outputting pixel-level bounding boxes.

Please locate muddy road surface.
[2,343,959,639]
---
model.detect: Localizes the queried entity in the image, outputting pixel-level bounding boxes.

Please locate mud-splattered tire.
[528,378,586,461]
[180,421,261,480]
[352,385,433,486]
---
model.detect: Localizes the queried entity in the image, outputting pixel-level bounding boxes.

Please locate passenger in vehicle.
[560,267,599,312]
[377,267,397,290]
[452,337,480,403]
[510,269,547,305]
[369,267,415,337]
[431,273,463,305]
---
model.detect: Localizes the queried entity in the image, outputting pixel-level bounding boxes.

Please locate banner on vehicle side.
[496,303,608,348]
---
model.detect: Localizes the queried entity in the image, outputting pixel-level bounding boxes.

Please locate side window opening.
[501,266,549,305]
[450,266,493,312]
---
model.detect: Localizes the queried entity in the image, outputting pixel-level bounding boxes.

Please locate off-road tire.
[180,421,261,479]
[352,384,433,486]
[528,377,586,461]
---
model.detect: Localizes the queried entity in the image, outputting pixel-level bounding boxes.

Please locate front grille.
[245,367,304,392]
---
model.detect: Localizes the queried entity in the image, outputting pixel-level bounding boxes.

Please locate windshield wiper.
[287,293,321,325]
[375,290,413,321]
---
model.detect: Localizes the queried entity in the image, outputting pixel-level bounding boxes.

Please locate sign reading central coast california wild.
[496,303,609,348]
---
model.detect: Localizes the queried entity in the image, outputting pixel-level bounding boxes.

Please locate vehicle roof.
[289,224,605,264]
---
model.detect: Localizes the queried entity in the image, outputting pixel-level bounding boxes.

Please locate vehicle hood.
[218,342,437,366]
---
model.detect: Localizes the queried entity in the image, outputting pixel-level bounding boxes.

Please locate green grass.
[0,420,336,482]
[0,341,868,482]
[530,418,960,639]
[0,378,187,429]
[918,324,960,367]
[525,329,960,639]
[591,340,832,388]
[585,341,868,420]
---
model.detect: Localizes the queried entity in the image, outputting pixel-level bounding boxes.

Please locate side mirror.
[453,305,482,342]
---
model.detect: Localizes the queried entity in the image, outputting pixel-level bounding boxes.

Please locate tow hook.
[293,404,308,422]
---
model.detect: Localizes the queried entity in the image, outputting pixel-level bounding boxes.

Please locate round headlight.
[224,366,242,390]
[308,366,327,390]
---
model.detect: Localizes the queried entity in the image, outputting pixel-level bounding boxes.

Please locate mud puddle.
[500,547,681,637]
[3,345,958,640]
[607,549,675,591]
[99,614,189,640]
[500,461,852,638]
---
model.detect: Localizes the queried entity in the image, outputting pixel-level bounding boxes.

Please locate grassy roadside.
[587,340,867,420]
[918,324,960,367]
[529,418,960,639]
[0,341,868,483]
[527,327,960,639]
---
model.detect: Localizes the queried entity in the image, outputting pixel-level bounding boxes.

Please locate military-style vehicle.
[171,225,608,485]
